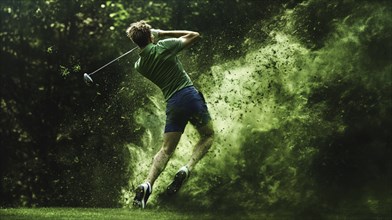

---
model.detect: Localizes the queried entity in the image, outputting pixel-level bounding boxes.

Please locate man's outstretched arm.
[155,30,200,48]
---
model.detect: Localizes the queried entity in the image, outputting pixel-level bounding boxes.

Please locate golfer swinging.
[126,20,214,208]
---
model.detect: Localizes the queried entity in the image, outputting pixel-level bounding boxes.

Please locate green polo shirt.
[135,38,193,101]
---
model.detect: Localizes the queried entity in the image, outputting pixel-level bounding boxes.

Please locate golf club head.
[83,73,94,85]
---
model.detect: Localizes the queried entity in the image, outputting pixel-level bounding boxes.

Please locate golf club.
[83,46,138,85]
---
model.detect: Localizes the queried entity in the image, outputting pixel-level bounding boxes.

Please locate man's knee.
[162,132,182,155]
[198,122,215,140]
[161,146,174,156]
[204,127,214,139]
[157,146,173,157]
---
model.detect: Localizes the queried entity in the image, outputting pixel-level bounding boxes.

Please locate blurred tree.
[0,0,144,207]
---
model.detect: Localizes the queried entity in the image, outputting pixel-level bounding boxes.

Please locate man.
[126,20,214,209]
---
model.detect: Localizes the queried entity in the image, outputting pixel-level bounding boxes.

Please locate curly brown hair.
[126,20,151,48]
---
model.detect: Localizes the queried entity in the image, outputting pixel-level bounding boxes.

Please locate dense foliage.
[1,0,391,218]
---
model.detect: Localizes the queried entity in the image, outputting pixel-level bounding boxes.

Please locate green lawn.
[0,208,275,220]
[1,208,388,220]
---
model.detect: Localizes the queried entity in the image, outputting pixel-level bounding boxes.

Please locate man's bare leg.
[146,132,182,186]
[186,121,215,171]
[133,132,182,208]
[166,122,214,195]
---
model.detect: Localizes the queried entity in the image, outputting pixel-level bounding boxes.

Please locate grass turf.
[0,208,271,220]
[1,208,388,219]
[1,208,183,220]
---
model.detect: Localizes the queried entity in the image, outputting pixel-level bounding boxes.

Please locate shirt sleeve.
[157,38,184,55]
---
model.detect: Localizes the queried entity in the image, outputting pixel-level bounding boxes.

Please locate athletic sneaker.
[166,166,189,195]
[133,182,152,209]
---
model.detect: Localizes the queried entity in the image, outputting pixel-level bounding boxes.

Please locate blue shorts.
[165,86,212,133]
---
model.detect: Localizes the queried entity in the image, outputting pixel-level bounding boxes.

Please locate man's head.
[126,20,152,48]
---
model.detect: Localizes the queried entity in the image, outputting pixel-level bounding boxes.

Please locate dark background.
[1,0,391,218]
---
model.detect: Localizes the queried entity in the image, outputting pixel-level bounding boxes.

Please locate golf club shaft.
[89,46,138,76]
